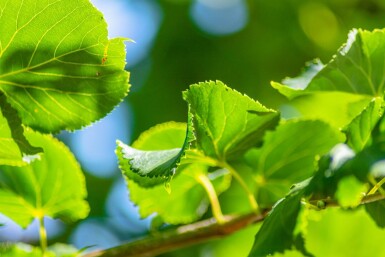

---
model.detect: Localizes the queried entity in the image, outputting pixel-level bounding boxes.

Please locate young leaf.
[0,0,129,133]
[119,121,231,224]
[335,175,368,208]
[183,81,279,160]
[245,120,345,206]
[0,131,89,228]
[248,192,313,257]
[128,165,231,224]
[273,29,385,98]
[286,92,370,129]
[343,97,385,152]
[117,119,194,187]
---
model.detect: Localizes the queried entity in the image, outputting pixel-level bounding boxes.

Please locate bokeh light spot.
[190,0,248,36]
[67,102,132,178]
[298,2,340,50]
[91,0,162,67]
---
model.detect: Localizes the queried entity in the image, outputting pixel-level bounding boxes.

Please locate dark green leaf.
[305,141,385,200]
[183,81,279,160]
[248,192,312,257]
[0,0,129,133]
[365,200,385,228]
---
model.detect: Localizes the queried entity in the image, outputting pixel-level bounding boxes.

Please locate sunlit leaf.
[119,122,230,224]
[245,120,344,207]
[274,29,385,98]
[335,175,368,208]
[0,131,89,228]
[287,92,370,129]
[183,81,279,160]
[0,93,42,166]
[0,243,79,257]
[344,97,384,152]
[128,165,231,224]
[0,0,129,133]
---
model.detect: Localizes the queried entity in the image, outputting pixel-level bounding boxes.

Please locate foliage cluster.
[1,1,385,257]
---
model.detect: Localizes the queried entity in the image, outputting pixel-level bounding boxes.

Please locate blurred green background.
[2,0,385,256]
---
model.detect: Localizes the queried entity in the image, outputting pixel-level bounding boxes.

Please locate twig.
[83,193,385,257]
[82,211,268,257]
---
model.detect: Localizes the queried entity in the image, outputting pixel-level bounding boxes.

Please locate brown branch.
[83,193,385,257]
[82,211,269,257]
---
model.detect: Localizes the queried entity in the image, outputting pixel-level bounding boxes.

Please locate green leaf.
[286,92,370,129]
[365,200,385,228]
[245,120,344,206]
[0,243,42,257]
[249,192,312,257]
[0,0,129,133]
[344,97,385,152]
[183,81,279,160]
[128,164,231,224]
[272,59,323,98]
[0,243,79,257]
[117,119,194,187]
[119,121,231,224]
[0,131,89,228]
[0,93,42,166]
[273,29,385,98]
[304,140,385,203]
[335,175,368,208]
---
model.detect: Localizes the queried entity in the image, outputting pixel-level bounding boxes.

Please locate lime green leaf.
[274,29,385,98]
[117,119,194,187]
[48,243,80,257]
[0,243,79,257]
[206,223,260,257]
[0,93,42,166]
[287,92,370,129]
[0,243,42,257]
[0,0,129,133]
[246,120,344,206]
[365,200,385,228]
[249,192,313,257]
[0,131,89,228]
[119,121,230,223]
[128,165,231,224]
[183,81,279,160]
[335,175,368,208]
[344,97,385,152]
